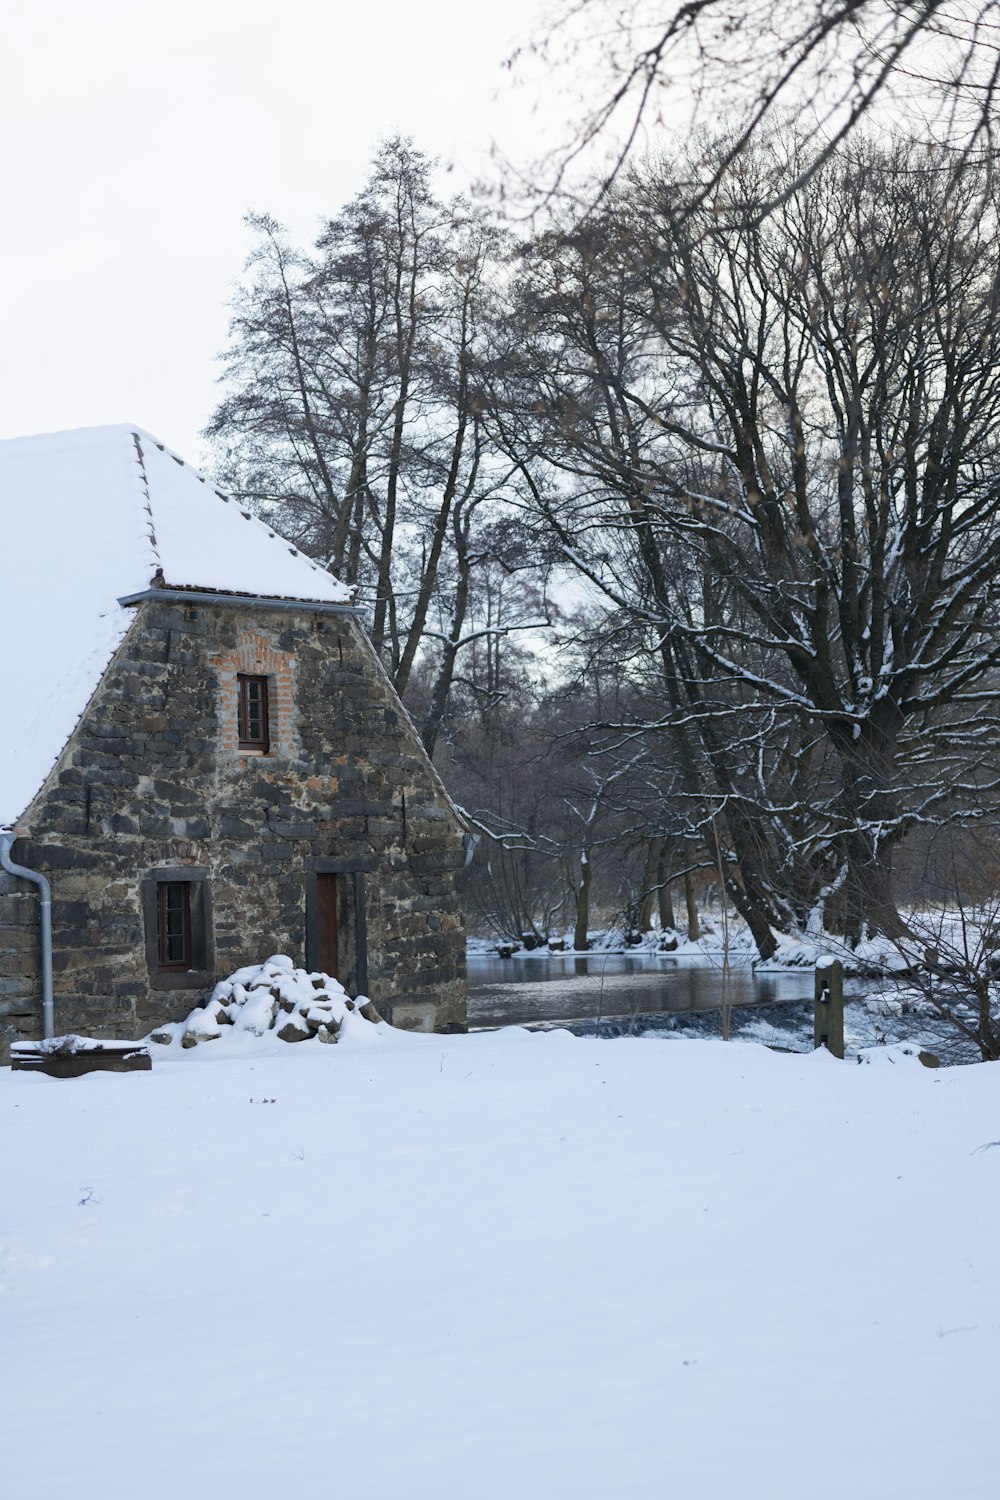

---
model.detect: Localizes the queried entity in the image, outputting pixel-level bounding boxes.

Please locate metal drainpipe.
[0,832,54,1039]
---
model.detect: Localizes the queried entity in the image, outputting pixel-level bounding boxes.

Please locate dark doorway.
[314,873,340,979]
[306,866,369,995]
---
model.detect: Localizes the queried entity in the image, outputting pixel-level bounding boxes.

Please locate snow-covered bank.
[468,922,759,962]
[469,908,989,975]
[3,1030,998,1499]
[630,993,979,1062]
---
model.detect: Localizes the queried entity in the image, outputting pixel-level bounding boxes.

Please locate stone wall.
[0,599,466,1048]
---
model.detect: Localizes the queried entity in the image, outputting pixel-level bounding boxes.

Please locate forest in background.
[204,4,1000,956]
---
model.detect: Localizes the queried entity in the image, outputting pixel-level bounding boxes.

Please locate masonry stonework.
[0,598,466,1049]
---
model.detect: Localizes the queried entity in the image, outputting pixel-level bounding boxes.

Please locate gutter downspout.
[0,832,54,1039]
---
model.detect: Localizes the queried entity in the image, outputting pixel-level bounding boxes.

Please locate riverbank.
[469,907,983,976]
[466,945,981,1063]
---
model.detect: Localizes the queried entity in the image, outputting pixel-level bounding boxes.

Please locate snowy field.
[3,1025,998,1500]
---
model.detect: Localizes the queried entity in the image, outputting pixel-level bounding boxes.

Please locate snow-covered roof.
[0,424,353,827]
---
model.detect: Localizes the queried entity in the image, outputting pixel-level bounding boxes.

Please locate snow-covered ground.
[3,1026,998,1499]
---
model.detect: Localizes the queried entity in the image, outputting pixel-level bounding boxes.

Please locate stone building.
[0,425,468,1054]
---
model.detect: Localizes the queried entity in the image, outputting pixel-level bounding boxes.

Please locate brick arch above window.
[212,629,298,762]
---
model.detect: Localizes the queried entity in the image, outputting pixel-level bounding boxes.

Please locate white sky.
[0,0,553,463]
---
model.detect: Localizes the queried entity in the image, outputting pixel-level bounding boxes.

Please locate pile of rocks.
[150,955,382,1049]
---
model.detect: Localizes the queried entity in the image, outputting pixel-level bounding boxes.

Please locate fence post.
[814,960,845,1059]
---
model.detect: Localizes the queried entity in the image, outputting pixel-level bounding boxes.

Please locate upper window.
[238,674,270,753]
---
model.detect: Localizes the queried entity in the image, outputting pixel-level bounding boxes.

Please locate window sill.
[149,968,214,992]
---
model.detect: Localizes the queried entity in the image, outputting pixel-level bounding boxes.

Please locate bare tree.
[871,827,1000,1059]
[510,1,1000,216]
[492,134,1000,948]
[207,139,514,705]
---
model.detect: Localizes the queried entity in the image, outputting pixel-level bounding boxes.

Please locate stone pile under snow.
[150,956,382,1049]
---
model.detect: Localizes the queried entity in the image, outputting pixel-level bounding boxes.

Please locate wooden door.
[315,873,340,979]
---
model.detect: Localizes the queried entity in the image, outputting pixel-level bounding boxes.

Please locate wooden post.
[813,960,845,1059]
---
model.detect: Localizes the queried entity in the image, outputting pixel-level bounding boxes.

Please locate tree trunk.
[662,637,782,957]
[684,871,700,941]
[841,829,908,946]
[638,838,661,931]
[371,229,420,659]
[722,869,779,960]
[393,302,473,697]
[573,852,592,951]
[657,851,675,930]
[420,511,473,759]
[832,713,908,946]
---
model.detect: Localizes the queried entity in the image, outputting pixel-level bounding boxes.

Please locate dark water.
[467,951,817,1029]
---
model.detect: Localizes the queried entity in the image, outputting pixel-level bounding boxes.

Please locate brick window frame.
[143,868,214,990]
[237,673,270,753]
[214,631,297,762]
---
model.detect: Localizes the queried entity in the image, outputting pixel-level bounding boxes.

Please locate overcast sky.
[1,0,552,462]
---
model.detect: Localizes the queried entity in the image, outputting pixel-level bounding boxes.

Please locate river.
[467,950,819,1030]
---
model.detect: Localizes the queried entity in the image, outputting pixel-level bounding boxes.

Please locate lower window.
[143,869,213,988]
[157,881,192,969]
